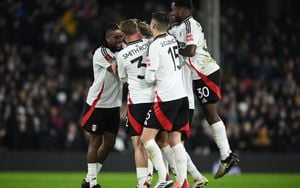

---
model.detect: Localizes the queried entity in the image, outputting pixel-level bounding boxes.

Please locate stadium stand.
[0,0,299,154]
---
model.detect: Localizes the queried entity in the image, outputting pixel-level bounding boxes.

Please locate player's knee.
[203,109,220,124]
[89,139,101,150]
[206,115,220,124]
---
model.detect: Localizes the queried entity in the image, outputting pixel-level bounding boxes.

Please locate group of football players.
[80,0,239,188]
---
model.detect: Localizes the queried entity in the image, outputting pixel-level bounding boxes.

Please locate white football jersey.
[86,47,122,108]
[146,33,187,102]
[168,15,220,79]
[181,62,195,109]
[117,39,155,104]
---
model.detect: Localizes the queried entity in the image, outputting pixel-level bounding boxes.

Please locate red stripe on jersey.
[180,122,190,137]
[188,58,222,99]
[153,102,173,131]
[127,106,143,135]
[81,82,105,126]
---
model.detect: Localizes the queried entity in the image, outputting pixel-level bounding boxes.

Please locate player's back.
[117,38,154,104]
[147,34,186,102]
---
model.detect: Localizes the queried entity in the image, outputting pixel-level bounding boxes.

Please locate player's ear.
[105,33,110,43]
[153,22,158,30]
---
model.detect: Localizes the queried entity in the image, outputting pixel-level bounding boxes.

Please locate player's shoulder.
[117,45,127,56]
[149,34,176,51]
[94,46,113,56]
[94,46,115,62]
[184,16,202,29]
[148,35,160,48]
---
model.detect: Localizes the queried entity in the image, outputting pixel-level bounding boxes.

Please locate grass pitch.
[0,172,299,188]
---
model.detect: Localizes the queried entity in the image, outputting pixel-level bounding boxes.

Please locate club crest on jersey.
[92,124,97,132]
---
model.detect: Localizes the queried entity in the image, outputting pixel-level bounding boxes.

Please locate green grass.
[0,172,299,188]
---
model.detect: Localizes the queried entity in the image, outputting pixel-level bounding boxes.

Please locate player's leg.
[141,106,173,187]
[147,158,154,185]
[127,103,153,187]
[97,132,116,163]
[168,131,188,188]
[81,104,103,188]
[82,134,102,188]
[141,127,167,182]
[202,102,231,159]
[184,149,208,188]
[95,107,120,183]
[202,103,239,178]
[193,70,239,178]
[132,136,149,188]
[157,131,177,176]
[169,97,189,188]
[183,110,208,187]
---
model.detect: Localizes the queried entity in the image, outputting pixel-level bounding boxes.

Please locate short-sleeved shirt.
[86,47,122,108]
[146,33,187,102]
[117,39,154,104]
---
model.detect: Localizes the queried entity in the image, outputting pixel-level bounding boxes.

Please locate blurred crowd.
[0,0,299,153]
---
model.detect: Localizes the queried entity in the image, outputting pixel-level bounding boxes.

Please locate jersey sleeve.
[184,21,203,47]
[93,47,114,69]
[146,42,159,71]
[116,53,128,82]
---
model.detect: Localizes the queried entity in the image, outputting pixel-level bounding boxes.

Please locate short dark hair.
[120,19,138,36]
[152,11,170,31]
[172,0,193,10]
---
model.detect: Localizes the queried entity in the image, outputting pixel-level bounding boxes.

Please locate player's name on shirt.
[160,38,177,47]
[121,43,149,59]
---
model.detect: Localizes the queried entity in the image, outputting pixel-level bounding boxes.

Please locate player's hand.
[111,61,118,74]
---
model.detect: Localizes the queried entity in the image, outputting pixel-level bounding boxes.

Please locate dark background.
[0,0,299,156]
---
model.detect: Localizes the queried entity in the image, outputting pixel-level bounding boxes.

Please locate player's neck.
[124,34,142,43]
[152,30,166,38]
[180,13,192,22]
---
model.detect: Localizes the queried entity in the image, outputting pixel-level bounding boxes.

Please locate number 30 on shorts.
[196,86,210,99]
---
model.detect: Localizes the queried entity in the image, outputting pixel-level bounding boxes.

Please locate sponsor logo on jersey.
[186,33,193,42]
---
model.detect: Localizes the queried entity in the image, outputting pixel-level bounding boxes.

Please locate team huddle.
[80,0,239,188]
